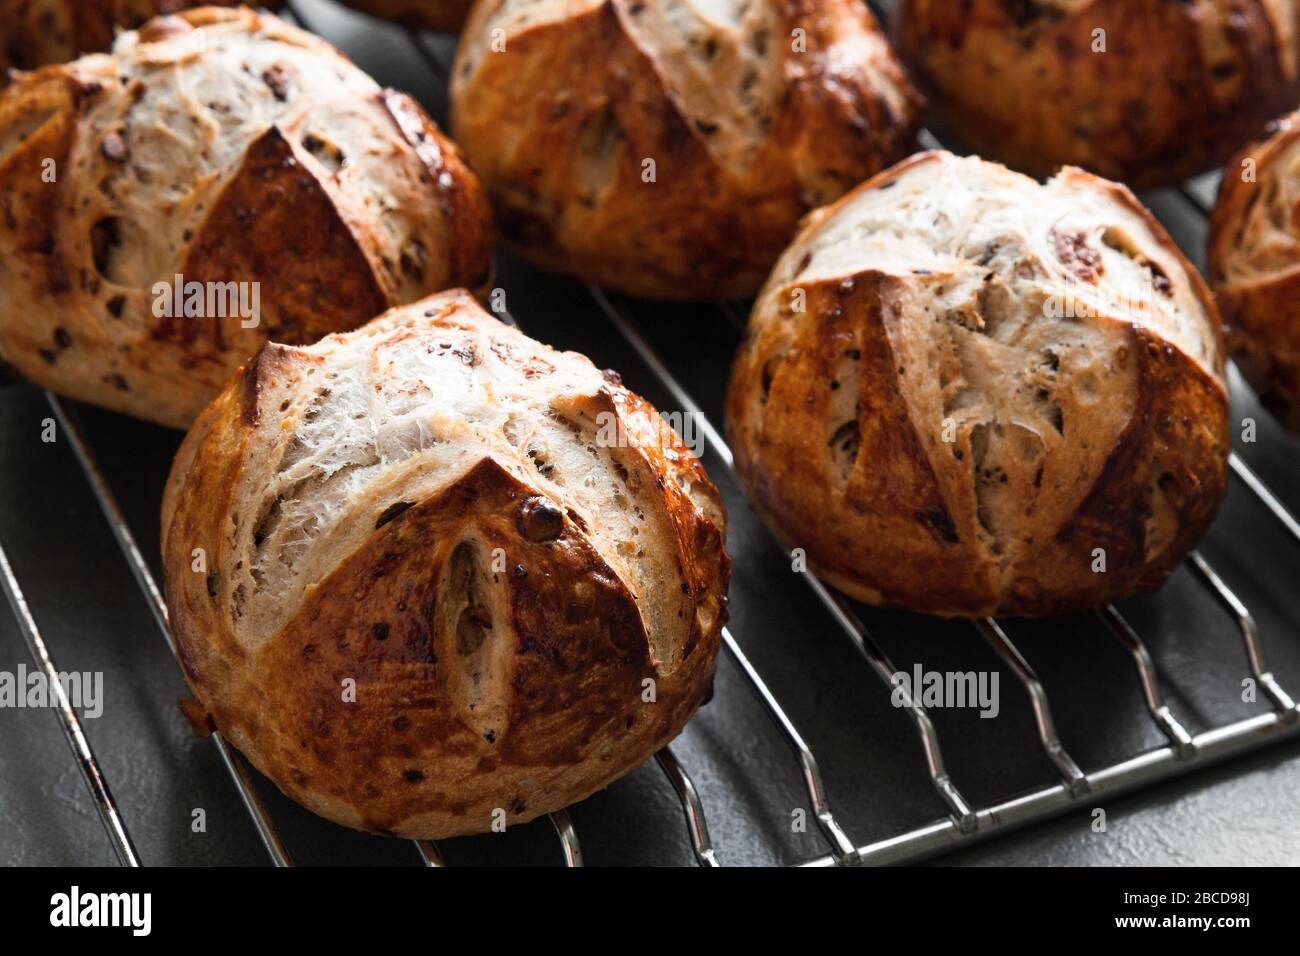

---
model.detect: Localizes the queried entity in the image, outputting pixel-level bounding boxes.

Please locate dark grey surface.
[0,0,1298,867]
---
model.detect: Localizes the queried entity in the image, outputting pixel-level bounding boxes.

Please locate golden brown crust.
[726,151,1229,618]
[450,0,922,299]
[1209,112,1300,432]
[162,290,729,838]
[0,0,281,74]
[894,0,1300,189]
[0,8,493,428]
[338,0,473,33]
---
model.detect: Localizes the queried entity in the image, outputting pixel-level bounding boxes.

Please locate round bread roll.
[894,0,1300,189]
[0,1,276,74]
[338,0,472,33]
[726,151,1229,618]
[161,289,729,839]
[1209,112,1300,433]
[0,8,492,428]
[450,0,922,299]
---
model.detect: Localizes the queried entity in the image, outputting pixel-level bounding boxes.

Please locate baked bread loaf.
[726,151,1229,618]
[338,0,473,33]
[1209,112,1300,433]
[450,0,922,299]
[0,7,492,428]
[0,1,275,74]
[161,289,729,839]
[894,0,1300,189]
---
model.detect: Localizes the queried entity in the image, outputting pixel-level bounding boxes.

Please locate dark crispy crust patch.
[895,0,1300,188]
[450,0,922,299]
[1058,329,1229,593]
[726,152,1228,617]
[248,459,656,834]
[1209,113,1300,433]
[380,88,495,295]
[0,1,280,75]
[161,291,729,838]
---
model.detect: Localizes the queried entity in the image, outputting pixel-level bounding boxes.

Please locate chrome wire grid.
[1,0,1297,867]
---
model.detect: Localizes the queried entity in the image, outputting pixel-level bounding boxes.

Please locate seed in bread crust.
[516,496,564,542]
[100,130,129,162]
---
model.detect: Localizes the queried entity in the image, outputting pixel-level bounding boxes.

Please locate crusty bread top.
[1206,111,1300,431]
[337,0,473,33]
[162,289,728,836]
[728,152,1228,615]
[0,7,492,427]
[902,0,1299,93]
[36,9,411,302]
[1013,0,1296,91]
[165,289,725,676]
[450,0,921,298]
[0,1,267,74]
[1210,112,1300,288]
[770,152,1223,382]
[458,0,915,175]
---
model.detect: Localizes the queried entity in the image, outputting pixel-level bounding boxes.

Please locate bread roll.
[161,289,729,839]
[0,8,492,428]
[726,152,1229,618]
[338,0,472,33]
[450,0,922,299]
[0,1,275,74]
[1209,112,1300,433]
[894,0,1300,189]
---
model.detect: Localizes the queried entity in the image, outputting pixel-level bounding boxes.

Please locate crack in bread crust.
[450,0,923,299]
[334,0,475,33]
[727,151,1228,617]
[0,7,492,428]
[161,289,729,838]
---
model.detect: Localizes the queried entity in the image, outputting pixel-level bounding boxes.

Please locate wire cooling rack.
[1,0,1297,867]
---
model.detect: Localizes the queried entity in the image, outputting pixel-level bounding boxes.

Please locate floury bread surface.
[727,152,1229,617]
[0,8,492,427]
[451,0,922,298]
[162,290,729,838]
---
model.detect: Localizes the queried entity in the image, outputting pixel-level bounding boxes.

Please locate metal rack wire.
[589,273,1300,869]
[1,0,1297,867]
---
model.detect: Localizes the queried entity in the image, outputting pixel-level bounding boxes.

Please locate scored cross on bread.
[162,289,729,838]
[727,151,1228,618]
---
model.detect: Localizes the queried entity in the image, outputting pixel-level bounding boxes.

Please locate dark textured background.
[0,0,1297,866]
